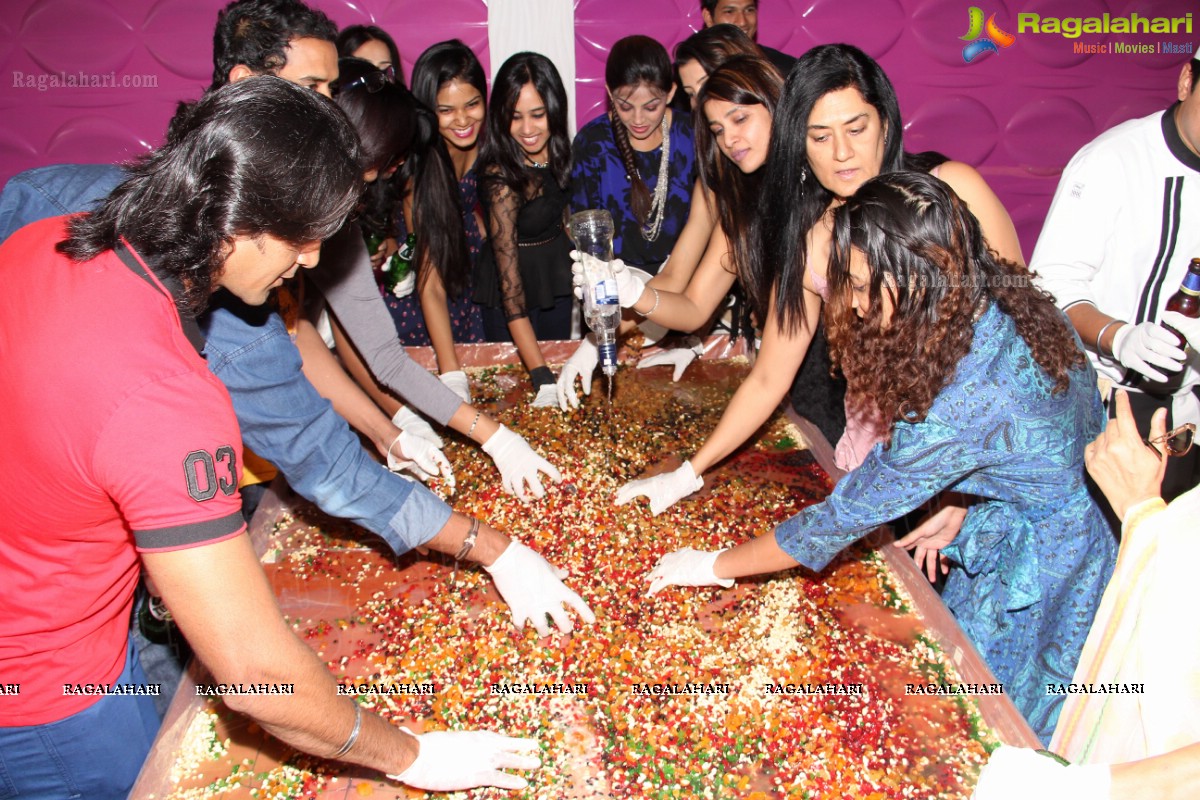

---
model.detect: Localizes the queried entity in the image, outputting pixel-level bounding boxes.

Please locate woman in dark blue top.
[570,35,697,274]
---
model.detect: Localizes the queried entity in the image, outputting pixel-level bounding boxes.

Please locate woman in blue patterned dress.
[385,40,487,403]
[569,35,697,274]
[647,171,1117,745]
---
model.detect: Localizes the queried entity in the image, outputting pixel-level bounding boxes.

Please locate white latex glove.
[970,746,1110,800]
[636,336,704,382]
[438,370,472,404]
[646,548,734,596]
[484,541,596,636]
[387,431,455,492]
[570,250,646,308]
[1111,321,1187,382]
[531,383,559,409]
[481,425,562,501]
[1162,310,1200,350]
[392,406,444,448]
[614,460,703,516]
[388,728,541,791]
[557,336,599,410]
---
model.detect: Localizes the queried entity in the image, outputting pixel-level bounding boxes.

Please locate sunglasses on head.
[1145,423,1196,458]
[334,69,389,97]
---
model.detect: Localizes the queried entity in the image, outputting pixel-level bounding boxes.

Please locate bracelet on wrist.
[466,410,482,439]
[1095,319,1123,363]
[635,287,660,318]
[332,700,362,758]
[454,517,480,562]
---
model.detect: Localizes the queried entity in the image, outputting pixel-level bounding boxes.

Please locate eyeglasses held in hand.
[1145,423,1196,458]
[334,69,389,97]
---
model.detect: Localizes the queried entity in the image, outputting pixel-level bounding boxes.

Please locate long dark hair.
[336,24,404,86]
[478,52,571,198]
[692,55,782,320]
[673,23,761,85]
[60,77,362,313]
[826,171,1083,432]
[333,57,417,237]
[605,35,674,227]
[405,40,487,295]
[758,43,947,335]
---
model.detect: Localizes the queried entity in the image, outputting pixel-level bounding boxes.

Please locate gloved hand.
[531,383,559,409]
[1162,310,1200,351]
[481,425,562,501]
[637,336,704,382]
[614,461,703,515]
[557,336,599,410]
[484,541,596,636]
[392,406,444,449]
[1111,321,1187,382]
[570,251,646,308]
[969,746,1110,800]
[438,370,472,405]
[387,431,455,492]
[645,548,734,596]
[387,728,541,791]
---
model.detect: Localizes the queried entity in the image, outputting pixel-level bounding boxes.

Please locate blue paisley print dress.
[569,111,697,272]
[775,304,1116,744]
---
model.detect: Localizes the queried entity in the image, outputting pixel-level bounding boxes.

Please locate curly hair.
[826,171,1085,434]
[59,77,362,313]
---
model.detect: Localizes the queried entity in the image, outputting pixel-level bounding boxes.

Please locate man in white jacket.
[1032,52,1200,499]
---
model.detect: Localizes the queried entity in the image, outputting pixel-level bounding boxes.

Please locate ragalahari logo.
[960,7,1016,62]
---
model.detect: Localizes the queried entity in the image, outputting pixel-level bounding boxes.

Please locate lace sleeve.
[483,178,528,321]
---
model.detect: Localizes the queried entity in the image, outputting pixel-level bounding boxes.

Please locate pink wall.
[0,0,1193,259]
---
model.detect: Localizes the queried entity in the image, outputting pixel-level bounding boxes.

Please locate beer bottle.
[1150,258,1200,393]
[383,232,416,297]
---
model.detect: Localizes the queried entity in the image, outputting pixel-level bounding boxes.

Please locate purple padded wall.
[0,0,1192,258]
[574,0,1193,260]
[0,0,488,189]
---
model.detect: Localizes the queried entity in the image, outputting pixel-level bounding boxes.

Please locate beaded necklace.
[638,112,671,242]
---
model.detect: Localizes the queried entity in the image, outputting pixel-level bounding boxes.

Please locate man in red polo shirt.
[0,77,547,799]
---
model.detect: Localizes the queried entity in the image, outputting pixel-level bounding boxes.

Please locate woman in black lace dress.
[475,52,574,408]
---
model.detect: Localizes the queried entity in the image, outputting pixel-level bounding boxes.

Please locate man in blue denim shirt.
[1,163,449,552]
[0,164,594,718]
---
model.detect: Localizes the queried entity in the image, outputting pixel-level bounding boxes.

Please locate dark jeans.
[0,636,160,800]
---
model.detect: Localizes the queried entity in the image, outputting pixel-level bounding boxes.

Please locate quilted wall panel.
[0,0,489,191]
[0,0,1194,258]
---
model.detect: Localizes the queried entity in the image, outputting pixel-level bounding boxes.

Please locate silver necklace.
[639,112,671,242]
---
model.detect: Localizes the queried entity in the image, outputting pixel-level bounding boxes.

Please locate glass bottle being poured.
[569,209,620,399]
